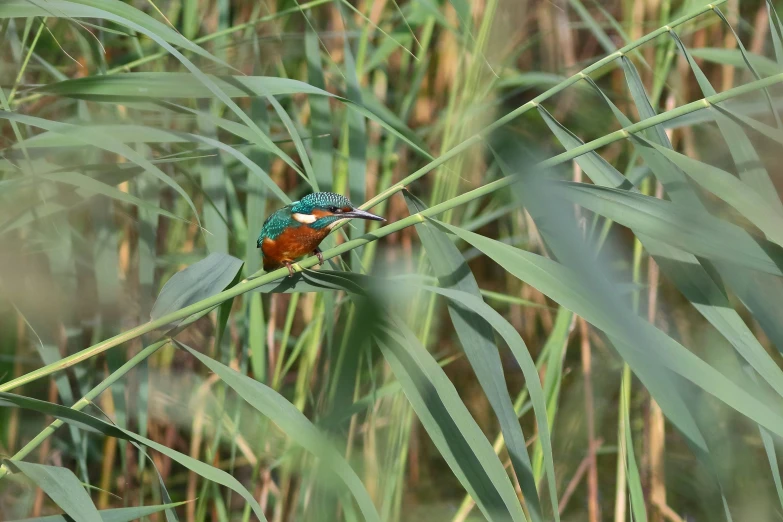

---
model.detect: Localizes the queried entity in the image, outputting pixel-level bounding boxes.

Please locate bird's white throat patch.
[292,212,317,224]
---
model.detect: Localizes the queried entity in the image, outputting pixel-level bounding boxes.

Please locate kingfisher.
[257,192,385,277]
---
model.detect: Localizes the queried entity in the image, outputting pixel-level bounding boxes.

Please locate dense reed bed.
[3,0,783,521]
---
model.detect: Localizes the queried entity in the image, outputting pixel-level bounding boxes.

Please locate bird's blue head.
[290,192,384,230]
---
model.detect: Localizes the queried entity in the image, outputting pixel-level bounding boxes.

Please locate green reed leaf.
[421,282,560,521]
[151,253,244,324]
[376,324,527,522]
[5,461,102,522]
[637,136,783,245]
[689,48,780,76]
[405,191,544,521]
[0,111,202,224]
[31,73,427,158]
[42,171,186,223]
[433,220,783,438]
[0,392,266,520]
[8,502,186,522]
[550,181,783,278]
[178,343,381,522]
[669,31,783,212]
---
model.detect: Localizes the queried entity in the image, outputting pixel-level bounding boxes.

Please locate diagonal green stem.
[2,38,776,396]
[0,339,169,480]
[7,17,45,105]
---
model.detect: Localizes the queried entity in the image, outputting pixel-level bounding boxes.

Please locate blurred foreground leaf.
[151,253,243,323]
[405,190,549,521]
[5,461,102,522]
[177,342,381,522]
[9,502,186,522]
[0,392,266,521]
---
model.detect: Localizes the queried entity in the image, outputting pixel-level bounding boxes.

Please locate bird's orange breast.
[261,226,330,269]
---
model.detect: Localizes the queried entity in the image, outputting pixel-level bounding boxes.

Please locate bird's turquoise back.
[256,205,297,246]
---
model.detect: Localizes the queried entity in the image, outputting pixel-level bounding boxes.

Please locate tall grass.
[2,0,783,521]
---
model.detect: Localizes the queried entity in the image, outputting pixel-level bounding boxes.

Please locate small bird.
[257,192,385,277]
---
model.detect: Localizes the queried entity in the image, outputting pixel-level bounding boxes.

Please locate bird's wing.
[257,206,295,247]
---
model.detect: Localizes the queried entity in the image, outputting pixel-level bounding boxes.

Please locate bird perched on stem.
[257,192,385,277]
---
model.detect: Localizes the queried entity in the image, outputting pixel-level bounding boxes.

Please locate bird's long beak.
[343,208,385,222]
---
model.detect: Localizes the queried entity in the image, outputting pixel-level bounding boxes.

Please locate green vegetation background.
[3,1,783,521]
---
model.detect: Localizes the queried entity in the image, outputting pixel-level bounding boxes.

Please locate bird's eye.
[328,206,340,213]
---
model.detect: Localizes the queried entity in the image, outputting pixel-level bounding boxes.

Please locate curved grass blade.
[688,48,780,77]
[637,136,783,245]
[8,502,186,522]
[40,171,186,223]
[177,343,382,522]
[542,84,783,438]
[536,103,632,190]
[716,103,783,146]
[0,111,201,224]
[668,31,783,213]
[159,102,306,192]
[419,282,560,521]
[151,253,243,325]
[404,192,545,521]
[0,0,310,186]
[549,181,783,278]
[29,73,428,158]
[617,56,706,209]
[5,461,102,522]
[766,0,783,66]
[712,6,782,128]
[0,0,225,67]
[250,82,319,191]
[376,324,527,522]
[0,392,266,520]
[163,125,290,204]
[432,220,783,438]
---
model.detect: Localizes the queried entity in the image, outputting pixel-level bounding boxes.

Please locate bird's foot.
[285,262,295,278]
[313,248,325,266]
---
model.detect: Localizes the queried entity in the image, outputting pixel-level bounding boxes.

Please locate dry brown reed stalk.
[646,194,668,522]
[258,458,274,513]
[570,155,600,522]
[363,401,382,503]
[99,369,119,509]
[558,438,604,514]
[579,317,599,522]
[553,0,577,120]
[721,0,739,91]
[645,90,678,522]
[750,5,770,56]
[31,379,58,517]
[186,372,219,522]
